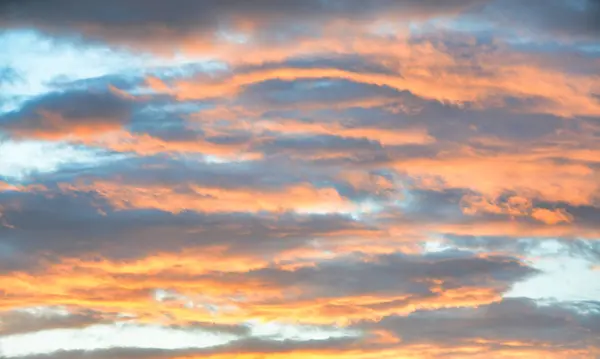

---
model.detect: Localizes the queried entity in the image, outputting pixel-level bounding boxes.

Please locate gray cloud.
[483,0,600,40]
[1,1,599,358]
[0,185,375,272]
[12,299,598,359]
[238,79,403,108]
[0,148,597,273]
[0,89,135,138]
[193,251,536,303]
[0,0,485,47]
[0,308,111,336]
[368,297,600,349]
[9,336,359,359]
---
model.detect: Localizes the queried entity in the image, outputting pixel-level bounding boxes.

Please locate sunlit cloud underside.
[0,1,599,358]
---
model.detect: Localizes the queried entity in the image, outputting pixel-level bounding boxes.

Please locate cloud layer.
[1,1,599,358]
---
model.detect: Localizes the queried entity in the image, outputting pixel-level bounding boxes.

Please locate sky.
[0,0,599,358]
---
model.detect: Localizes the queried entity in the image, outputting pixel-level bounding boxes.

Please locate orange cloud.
[254,120,434,146]
[151,39,600,118]
[395,152,599,206]
[240,287,503,325]
[0,182,18,192]
[2,5,600,359]
[58,181,354,214]
[460,195,574,225]
[0,247,521,329]
[461,195,532,218]
[531,208,573,225]
[88,131,262,159]
[0,183,46,192]
[9,109,124,140]
[171,343,595,359]
[418,221,600,239]
[2,87,136,140]
[0,268,503,329]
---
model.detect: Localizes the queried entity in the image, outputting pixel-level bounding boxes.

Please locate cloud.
[61,180,356,214]
[393,151,600,206]
[530,207,574,225]
[0,250,535,333]
[162,62,600,117]
[8,300,600,358]
[460,194,574,224]
[367,297,600,351]
[0,307,111,336]
[0,160,388,273]
[1,2,600,358]
[0,67,21,85]
[3,335,360,359]
[0,322,238,358]
[482,0,600,40]
[0,88,136,139]
[0,0,484,48]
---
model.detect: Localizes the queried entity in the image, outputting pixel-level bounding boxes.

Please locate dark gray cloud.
[196,251,536,301]
[483,0,600,40]
[0,0,485,47]
[345,98,567,143]
[0,89,135,138]
[240,55,399,76]
[129,114,202,142]
[445,234,550,253]
[35,154,339,192]
[0,308,112,336]
[0,184,376,272]
[255,89,571,147]
[255,134,385,160]
[367,297,600,349]
[9,299,600,359]
[396,187,471,222]
[0,149,596,274]
[48,73,144,93]
[239,79,403,108]
[11,336,360,359]
[443,236,600,271]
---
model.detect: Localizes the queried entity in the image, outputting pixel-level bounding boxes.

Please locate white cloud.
[0,140,117,180]
[246,320,360,342]
[0,323,237,358]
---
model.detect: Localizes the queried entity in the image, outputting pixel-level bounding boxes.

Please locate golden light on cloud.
[1,0,599,358]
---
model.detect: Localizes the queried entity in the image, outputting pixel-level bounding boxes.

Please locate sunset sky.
[1,1,600,358]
